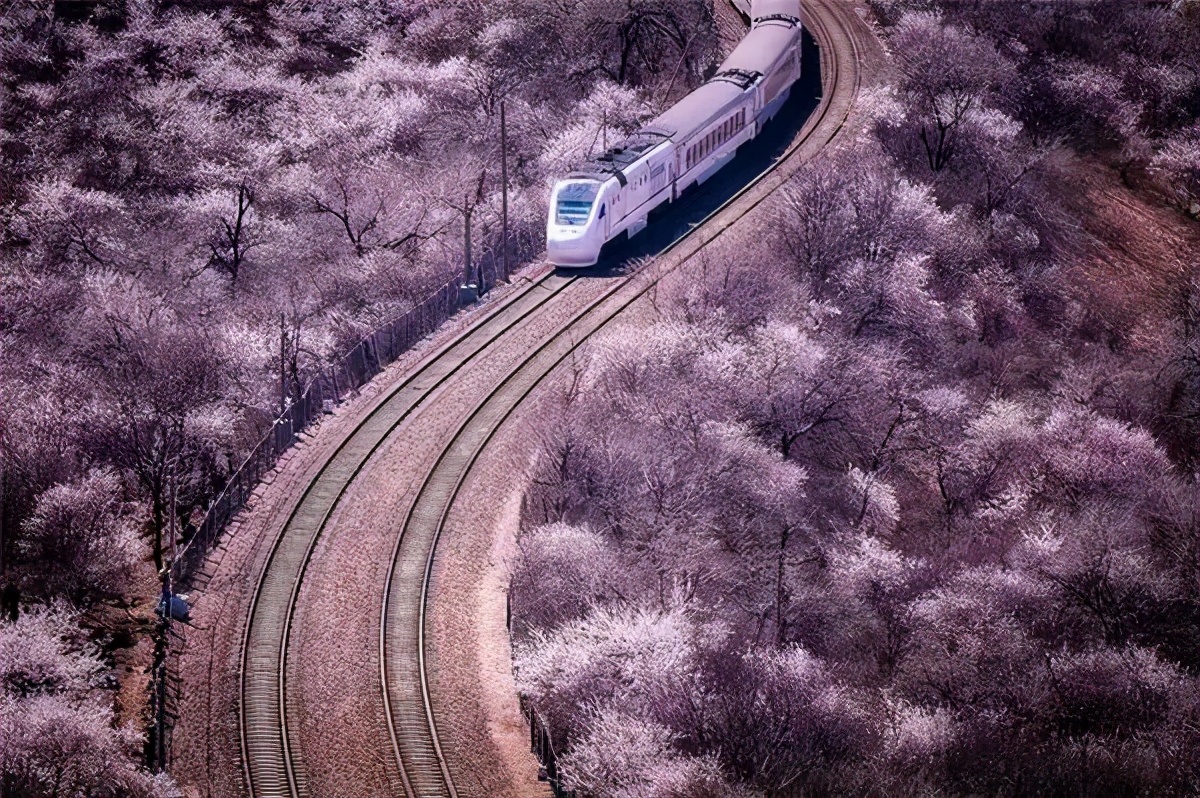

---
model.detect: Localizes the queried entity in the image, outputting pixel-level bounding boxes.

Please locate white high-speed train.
[546,0,803,267]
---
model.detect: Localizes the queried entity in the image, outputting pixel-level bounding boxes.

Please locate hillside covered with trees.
[512,2,1200,796]
[0,0,718,793]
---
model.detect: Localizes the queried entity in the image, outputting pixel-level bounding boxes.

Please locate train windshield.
[555,181,600,226]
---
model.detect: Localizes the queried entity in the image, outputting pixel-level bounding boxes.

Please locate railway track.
[239,272,583,798]
[237,1,869,796]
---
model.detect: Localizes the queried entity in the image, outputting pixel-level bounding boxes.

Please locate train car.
[546,0,802,267]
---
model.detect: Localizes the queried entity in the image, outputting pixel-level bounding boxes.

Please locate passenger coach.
[546,0,803,267]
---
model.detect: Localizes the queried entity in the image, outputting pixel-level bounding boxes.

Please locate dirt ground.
[1063,154,1200,326]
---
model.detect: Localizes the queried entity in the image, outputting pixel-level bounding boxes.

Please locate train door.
[650,160,668,195]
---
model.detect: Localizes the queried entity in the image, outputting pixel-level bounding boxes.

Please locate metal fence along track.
[171,278,462,590]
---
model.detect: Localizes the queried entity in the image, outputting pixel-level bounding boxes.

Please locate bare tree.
[207,182,257,284]
[888,13,1012,174]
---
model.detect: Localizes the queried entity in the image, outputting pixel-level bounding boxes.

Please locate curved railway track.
[238,1,869,795]
[239,272,582,798]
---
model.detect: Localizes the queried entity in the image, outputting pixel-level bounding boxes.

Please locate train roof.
[729,0,800,24]
[567,131,671,184]
[643,81,746,141]
[749,0,801,24]
[723,0,802,76]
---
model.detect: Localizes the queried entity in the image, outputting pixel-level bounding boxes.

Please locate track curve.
[237,1,872,796]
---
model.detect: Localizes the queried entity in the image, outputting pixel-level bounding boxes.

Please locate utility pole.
[464,191,474,291]
[451,172,487,301]
[451,172,484,297]
[153,465,180,773]
[279,312,287,417]
[501,100,509,283]
[0,459,6,619]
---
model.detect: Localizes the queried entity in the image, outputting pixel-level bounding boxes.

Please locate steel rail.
[381,1,867,795]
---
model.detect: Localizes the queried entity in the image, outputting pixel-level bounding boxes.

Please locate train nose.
[547,226,600,267]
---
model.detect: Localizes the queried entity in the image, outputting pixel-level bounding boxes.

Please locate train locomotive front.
[546,179,607,267]
[545,0,803,268]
